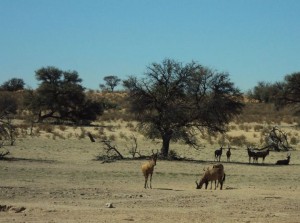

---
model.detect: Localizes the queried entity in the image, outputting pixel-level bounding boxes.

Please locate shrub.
[254,125,263,132]
[77,127,86,139]
[119,132,128,140]
[108,134,116,141]
[228,135,247,147]
[230,125,237,130]
[39,124,54,133]
[290,136,298,145]
[58,125,67,131]
[126,122,135,130]
[167,150,181,160]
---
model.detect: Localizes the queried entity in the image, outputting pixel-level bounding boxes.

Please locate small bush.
[98,127,105,135]
[77,127,86,139]
[254,125,263,132]
[167,150,181,160]
[126,122,135,129]
[290,136,298,145]
[52,131,65,139]
[39,124,54,133]
[119,132,128,140]
[238,124,245,131]
[228,135,247,147]
[108,134,116,141]
[58,125,67,131]
[230,125,237,131]
[67,133,73,139]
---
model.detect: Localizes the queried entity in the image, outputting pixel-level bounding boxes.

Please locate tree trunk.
[161,130,173,158]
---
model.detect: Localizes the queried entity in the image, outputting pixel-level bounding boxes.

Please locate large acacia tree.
[124,59,244,157]
[24,66,104,124]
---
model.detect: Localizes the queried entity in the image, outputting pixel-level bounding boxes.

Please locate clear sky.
[0,0,299,92]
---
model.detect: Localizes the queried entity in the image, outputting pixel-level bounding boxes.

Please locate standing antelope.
[226,147,231,162]
[252,149,270,164]
[141,150,158,189]
[214,146,223,162]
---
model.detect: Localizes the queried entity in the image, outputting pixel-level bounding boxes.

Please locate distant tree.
[0,92,18,147]
[24,66,104,124]
[99,84,108,92]
[101,75,121,92]
[0,92,18,115]
[123,59,244,158]
[275,72,300,117]
[1,78,25,91]
[247,81,280,103]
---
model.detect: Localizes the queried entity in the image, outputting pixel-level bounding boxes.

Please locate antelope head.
[151,149,159,166]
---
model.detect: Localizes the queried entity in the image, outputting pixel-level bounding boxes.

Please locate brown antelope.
[196,164,225,190]
[141,150,158,189]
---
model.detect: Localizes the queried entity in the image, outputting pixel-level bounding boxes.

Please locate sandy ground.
[0,135,300,223]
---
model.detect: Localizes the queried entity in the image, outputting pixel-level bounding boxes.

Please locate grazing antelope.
[226,147,231,162]
[141,150,158,189]
[276,153,291,165]
[196,164,225,190]
[214,146,223,162]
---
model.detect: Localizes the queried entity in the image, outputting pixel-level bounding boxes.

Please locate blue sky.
[0,0,299,92]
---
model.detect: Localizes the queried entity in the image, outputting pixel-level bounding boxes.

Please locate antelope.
[141,150,158,189]
[276,153,291,165]
[247,147,270,163]
[214,146,223,162]
[247,146,255,163]
[196,164,225,190]
[226,147,231,162]
[252,149,270,164]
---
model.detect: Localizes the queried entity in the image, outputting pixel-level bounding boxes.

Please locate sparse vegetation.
[0,81,299,162]
[124,59,244,158]
[227,135,248,147]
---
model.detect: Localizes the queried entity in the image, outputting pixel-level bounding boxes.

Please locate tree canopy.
[246,81,283,103]
[24,66,104,124]
[0,92,18,115]
[124,59,244,157]
[100,75,121,92]
[275,72,300,117]
[0,78,25,91]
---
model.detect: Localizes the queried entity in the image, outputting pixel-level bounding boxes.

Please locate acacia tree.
[101,75,121,92]
[275,72,300,116]
[247,81,282,103]
[124,59,244,158]
[0,92,18,148]
[1,78,25,91]
[24,66,104,124]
